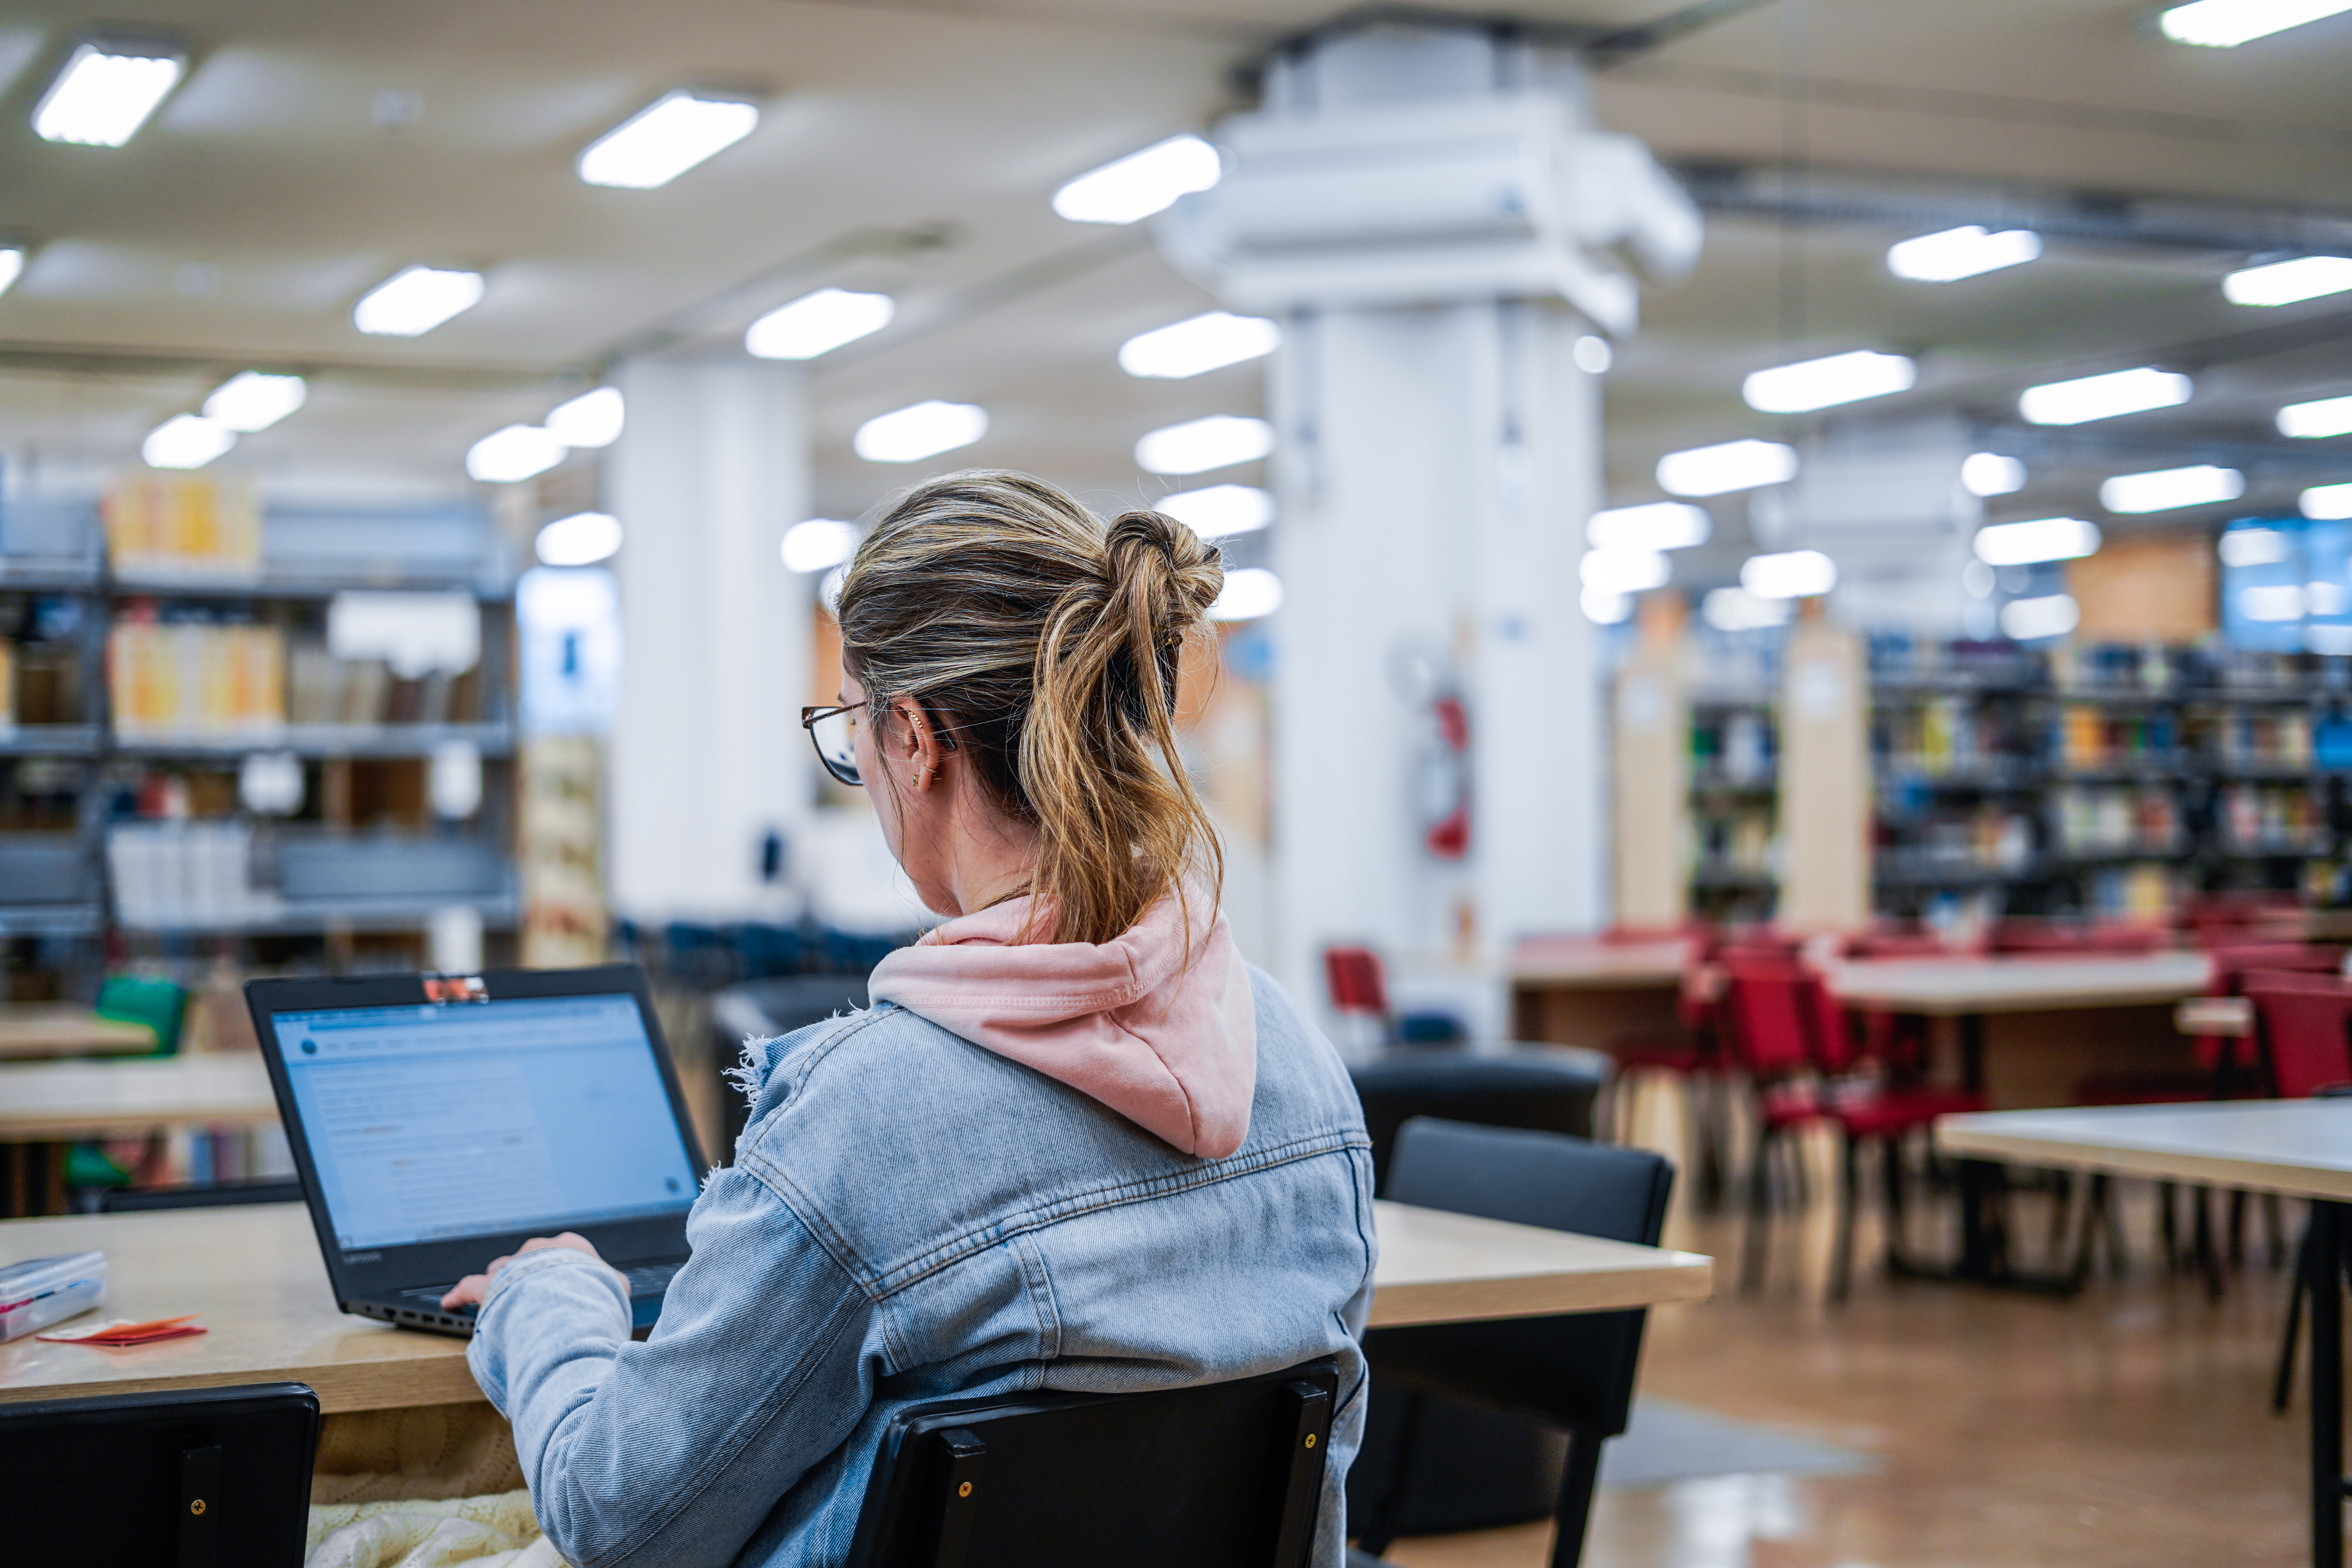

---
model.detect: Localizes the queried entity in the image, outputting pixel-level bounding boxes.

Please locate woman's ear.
[895,698,946,791]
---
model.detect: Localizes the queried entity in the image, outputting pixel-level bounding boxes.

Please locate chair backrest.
[2245,974,2352,1098]
[2208,943,2344,997]
[99,1178,306,1213]
[0,1382,318,1564]
[1716,953,1820,1077]
[1346,1047,1610,1191]
[1323,946,1390,1018]
[842,1358,1338,1568]
[1368,1117,1672,1437]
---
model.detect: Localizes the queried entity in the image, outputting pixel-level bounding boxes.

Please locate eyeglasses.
[802,705,863,787]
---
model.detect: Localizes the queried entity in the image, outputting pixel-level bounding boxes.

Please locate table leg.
[2310,1200,2344,1568]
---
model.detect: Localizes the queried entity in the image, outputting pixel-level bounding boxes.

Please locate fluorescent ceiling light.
[781,518,859,573]
[200,372,305,433]
[2279,393,2352,439]
[1157,483,1273,538]
[1961,452,2027,497]
[2313,582,2352,617]
[1975,516,2101,566]
[536,512,623,567]
[2018,366,2191,425]
[33,38,185,147]
[1887,226,2042,283]
[1135,415,1274,476]
[354,266,484,337]
[1702,587,1792,632]
[2161,0,2352,46]
[1582,588,1633,625]
[1656,439,1798,497]
[577,90,759,189]
[1741,550,1838,600]
[141,414,234,471]
[467,425,566,484]
[745,288,894,360]
[2242,584,2309,621]
[0,247,23,298]
[2098,464,2244,514]
[2002,594,2081,641]
[2225,255,2352,307]
[1580,548,1671,595]
[855,401,988,464]
[1118,312,1280,379]
[2219,527,2290,567]
[1053,134,1222,225]
[1743,350,1916,414]
[1209,566,1283,622]
[2303,483,2352,521]
[1587,502,1710,552]
[546,387,624,448]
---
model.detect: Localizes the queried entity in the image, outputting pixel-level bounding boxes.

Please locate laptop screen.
[269,993,699,1251]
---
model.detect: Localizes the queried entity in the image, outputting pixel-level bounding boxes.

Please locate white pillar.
[607,355,813,923]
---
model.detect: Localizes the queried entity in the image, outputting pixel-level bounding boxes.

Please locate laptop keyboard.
[402,1260,679,1307]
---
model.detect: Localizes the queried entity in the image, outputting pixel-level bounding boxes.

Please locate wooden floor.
[1383,1099,2315,1568]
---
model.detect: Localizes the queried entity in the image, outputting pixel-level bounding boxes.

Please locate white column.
[607,355,812,923]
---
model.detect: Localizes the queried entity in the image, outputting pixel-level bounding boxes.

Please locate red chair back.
[1323,946,1390,1019]
[2246,974,2352,1098]
[1717,954,1821,1077]
[1989,919,2166,956]
[2208,943,2344,997]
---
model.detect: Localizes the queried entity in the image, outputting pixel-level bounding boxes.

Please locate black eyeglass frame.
[800,701,958,789]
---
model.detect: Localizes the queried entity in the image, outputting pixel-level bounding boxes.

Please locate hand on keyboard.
[440,1232,630,1310]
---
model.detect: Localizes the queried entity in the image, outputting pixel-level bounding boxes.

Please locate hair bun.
[1106,508,1223,623]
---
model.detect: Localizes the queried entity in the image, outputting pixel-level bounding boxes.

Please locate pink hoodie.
[866,888,1258,1158]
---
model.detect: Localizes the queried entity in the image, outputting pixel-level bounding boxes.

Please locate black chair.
[842,1356,1339,1568]
[1351,1118,1673,1568]
[0,1382,320,1564]
[99,1178,306,1212]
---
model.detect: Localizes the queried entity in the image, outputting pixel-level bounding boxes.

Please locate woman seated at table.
[444,471,1376,1568]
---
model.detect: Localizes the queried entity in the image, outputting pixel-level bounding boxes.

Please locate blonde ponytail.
[835,471,1225,947]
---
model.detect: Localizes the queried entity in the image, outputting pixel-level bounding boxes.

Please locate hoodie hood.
[866,886,1257,1158]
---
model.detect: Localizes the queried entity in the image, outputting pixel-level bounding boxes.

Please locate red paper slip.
[37,1314,206,1346]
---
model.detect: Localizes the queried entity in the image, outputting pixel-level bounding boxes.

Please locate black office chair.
[99,1178,306,1212]
[0,1381,320,1564]
[842,1356,1339,1568]
[1351,1119,1673,1568]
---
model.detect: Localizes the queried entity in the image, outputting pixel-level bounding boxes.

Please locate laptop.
[245,964,706,1338]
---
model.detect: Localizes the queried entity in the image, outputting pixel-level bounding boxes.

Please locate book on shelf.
[103,475,262,577]
[107,622,288,736]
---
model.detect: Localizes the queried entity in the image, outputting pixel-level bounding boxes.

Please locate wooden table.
[0,1006,158,1060]
[1511,937,1691,1050]
[0,1055,279,1141]
[0,1199,1712,1414]
[1941,1102,2352,1568]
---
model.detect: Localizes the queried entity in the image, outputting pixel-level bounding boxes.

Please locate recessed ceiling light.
[854,401,988,464]
[142,413,234,470]
[2303,483,2352,521]
[33,36,186,147]
[1573,335,1614,375]
[466,425,565,484]
[354,266,484,337]
[0,245,25,298]
[1961,453,2028,497]
[781,518,859,573]
[1209,567,1283,622]
[2224,255,2352,307]
[1586,502,1711,552]
[2018,367,2191,425]
[2001,594,2080,641]
[1053,134,1223,225]
[536,512,623,567]
[745,288,894,360]
[1656,439,1798,497]
[1740,550,1838,600]
[2161,0,2352,47]
[2279,394,2352,439]
[1156,484,1273,538]
[1975,517,2101,565]
[577,90,760,189]
[1887,226,2042,283]
[201,372,305,434]
[2098,464,2244,514]
[1118,312,1280,379]
[1134,415,1274,477]
[1743,350,1916,414]
[546,387,624,449]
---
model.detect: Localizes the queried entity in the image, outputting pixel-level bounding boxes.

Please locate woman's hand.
[441,1232,623,1310]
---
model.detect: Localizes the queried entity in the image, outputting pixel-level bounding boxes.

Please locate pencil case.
[0,1251,109,1342]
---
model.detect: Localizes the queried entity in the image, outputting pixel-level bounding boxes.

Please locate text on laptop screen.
[270,994,698,1250]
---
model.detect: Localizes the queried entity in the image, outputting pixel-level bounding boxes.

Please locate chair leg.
[1830,1133,1860,1302]
[1882,1131,1911,1272]
[1351,1388,1423,1558]
[2277,1217,2314,1414]
[2229,1188,2249,1269]
[2158,1182,2179,1268]
[1741,1128,1774,1295]
[1546,1428,1607,1568]
[2045,1172,2073,1265]
[2266,1193,2288,1270]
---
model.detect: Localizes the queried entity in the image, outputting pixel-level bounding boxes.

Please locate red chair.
[2244,973,2352,1410]
[1324,945,1390,1034]
[1721,953,1983,1299]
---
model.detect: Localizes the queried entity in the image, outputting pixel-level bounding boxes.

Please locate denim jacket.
[467,965,1376,1568]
